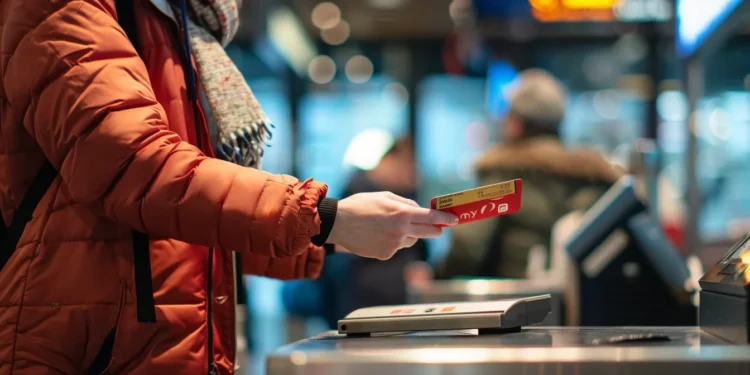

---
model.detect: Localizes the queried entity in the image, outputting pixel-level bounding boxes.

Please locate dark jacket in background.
[341,170,428,313]
[436,137,623,279]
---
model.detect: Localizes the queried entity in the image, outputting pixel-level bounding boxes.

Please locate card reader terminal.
[699,232,750,344]
[337,294,551,336]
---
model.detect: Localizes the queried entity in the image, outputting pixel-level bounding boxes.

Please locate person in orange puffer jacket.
[0,1,458,374]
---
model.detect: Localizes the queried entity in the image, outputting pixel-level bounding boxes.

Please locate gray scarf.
[152,0,269,168]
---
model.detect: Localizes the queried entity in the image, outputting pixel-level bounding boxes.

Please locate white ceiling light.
[708,107,730,143]
[267,6,317,77]
[343,129,395,170]
[308,55,336,84]
[656,90,688,122]
[311,2,341,30]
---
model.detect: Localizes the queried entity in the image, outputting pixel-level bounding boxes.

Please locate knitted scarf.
[182,0,269,168]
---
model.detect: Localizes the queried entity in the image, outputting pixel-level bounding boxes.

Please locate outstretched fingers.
[407,206,458,227]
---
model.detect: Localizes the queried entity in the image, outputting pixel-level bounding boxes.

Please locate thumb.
[407,206,459,226]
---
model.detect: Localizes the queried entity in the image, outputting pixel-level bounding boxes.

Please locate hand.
[327,192,458,260]
[404,261,434,288]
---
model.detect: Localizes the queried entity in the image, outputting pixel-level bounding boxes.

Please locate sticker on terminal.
[430,179,522,225]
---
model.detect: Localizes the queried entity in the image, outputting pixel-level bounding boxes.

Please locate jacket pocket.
[87,284,126,375]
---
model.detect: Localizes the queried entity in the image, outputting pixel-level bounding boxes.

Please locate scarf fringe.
[216,121,275,167]
[181,0,268,169]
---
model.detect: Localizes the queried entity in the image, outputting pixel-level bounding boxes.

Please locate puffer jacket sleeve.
[3,1,325,278]
[243,244,326,280]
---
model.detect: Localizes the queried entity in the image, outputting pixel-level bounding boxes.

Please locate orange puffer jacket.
[0,1,326,374]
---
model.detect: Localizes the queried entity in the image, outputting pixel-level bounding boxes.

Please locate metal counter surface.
[266,327,750,375]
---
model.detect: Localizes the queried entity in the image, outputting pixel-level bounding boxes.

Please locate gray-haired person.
[408,69,624,281]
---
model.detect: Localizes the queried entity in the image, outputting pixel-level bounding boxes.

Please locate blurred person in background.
[341,138,429,313]
[0,1,457,374]
[283,138,428,329]
[407,69,623,283]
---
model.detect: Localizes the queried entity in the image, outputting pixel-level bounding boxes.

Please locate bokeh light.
[592,90,622,120]
[345,55,374,84]
[725,92,750,122]
[383,82,410,107]
[656,91,689,122]
[708,108,730,143]
[307,55,336,84]
[311,2,341,30]
[343,129,395,170]
[613,33,647,64]
[321,20,351,45]
[465,122,490,150]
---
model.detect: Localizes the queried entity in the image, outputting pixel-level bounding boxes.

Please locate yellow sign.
[434,180,516,210]
[529,0,624,22]
[529,0,560,11]
[562,0,620,9]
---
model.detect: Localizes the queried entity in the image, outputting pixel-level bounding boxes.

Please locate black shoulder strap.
[115,0,141,53]
[115,0,156,323]
[0,1,156,324]
[0,0,155,324]
[0,161,57,270]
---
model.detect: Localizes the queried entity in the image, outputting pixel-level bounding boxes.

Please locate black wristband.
[312,198,338,247]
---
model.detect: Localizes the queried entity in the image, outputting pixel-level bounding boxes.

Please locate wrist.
[326,197,350,247]
[311,198,338,247]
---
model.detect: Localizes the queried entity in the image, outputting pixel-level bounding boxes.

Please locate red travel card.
[430,179,523,225]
